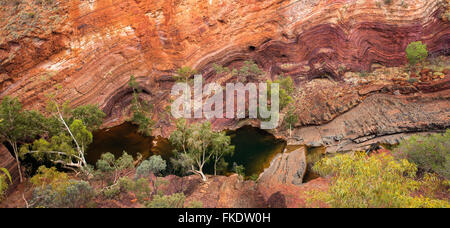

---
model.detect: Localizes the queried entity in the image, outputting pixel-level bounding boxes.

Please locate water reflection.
[86,122,173,165]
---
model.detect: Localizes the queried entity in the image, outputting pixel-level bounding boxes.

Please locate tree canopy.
[406,41,428,66]
[169,119,234,181]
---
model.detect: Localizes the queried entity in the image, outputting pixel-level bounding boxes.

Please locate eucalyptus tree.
[20,94,105,175]
[284,106,298,137]
[0,96,45,182]
[128,75,154,136]
[96,151,134,185]
[170,119,234,181]
[211,131,234,176]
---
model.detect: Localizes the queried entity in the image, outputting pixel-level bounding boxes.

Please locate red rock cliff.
[0,0,449,143]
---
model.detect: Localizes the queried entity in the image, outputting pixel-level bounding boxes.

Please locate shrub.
[213,64,231,74]
[102,185,121,199]
[30,166,70,192]
[30,166,95,208]
[309,152,449,208]
[135,155,167,178]
[146,193,186,208]
[232,163,246,178]
[103,177,152,202]
[394,130,450,179]
[239,60,263,76]
[406,41,428,66]
[0,168,11,201]
[249,174,259,182]
[128,75,155,136]
[284,106,298,135]
[70,104,106,131]
[59,180,95,208]
[96,151,134,185]
[186,200,203,208]
[30,180,94,208]
[133,178,152,202]
[0,175,8,201]
[269,75,295,110]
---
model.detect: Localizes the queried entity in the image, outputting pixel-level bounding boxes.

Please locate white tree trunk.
[12,142,23,183]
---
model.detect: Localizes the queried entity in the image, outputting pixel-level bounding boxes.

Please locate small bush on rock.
[146,193,186,208]
[406,41,428,66]
[30,180,94,208]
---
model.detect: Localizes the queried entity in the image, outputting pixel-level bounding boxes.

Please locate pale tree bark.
[9,140,23,183]
[52,102,88,171]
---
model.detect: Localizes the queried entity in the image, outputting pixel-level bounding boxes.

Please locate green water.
[225,126,286,177]
[86,123,285,178]
[86,122,173,165]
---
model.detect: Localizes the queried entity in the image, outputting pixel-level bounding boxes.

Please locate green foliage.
[213,64,231,74]
[128,76,155,136]
[70,119,93,151]
[394,130,450,179]
[128,75,139,91]
[136,155,167,178]
[406,41,428,66]
[249,174,259,182]
[29,166,94,208]
[23,134,74,161]
[309,152,449,208]
[238,60,263,76]
[284,106,298,131]
[0,168,11,184]
[233,163,245,178]
[62,180,95,207]
[232,60,263,83]
[96,151,134,186]
[266,75,295,110]
[146,193,186,208]
[211,131,234,176]
[96,152,134,173]
[102,184,121,199]
[215,158,229,176]
[21,119,94,172]
[30,166,69,191]
[170,119,234,181]
[176,66,197,83]
[130,108,154,136]
[30,179,94,208]
[10,93,105,174]
[0,168,11,201]
[0,96,45,181]
[70,104,106,131]
[103,176,154,203]
[186,200,203,208]
[358,71,369,77]
[0,175,7,201]
[276,74,294,95]
[133,177,152,202]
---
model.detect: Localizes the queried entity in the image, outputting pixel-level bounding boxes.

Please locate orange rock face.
[0,1,449,177]
[1,0,448,113]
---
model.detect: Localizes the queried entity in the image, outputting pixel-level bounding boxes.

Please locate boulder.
[259,147,307,186]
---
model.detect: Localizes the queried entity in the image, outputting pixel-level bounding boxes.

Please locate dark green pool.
[225,126,286,177]
[86,123,285,178]
[86,122,173,165]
